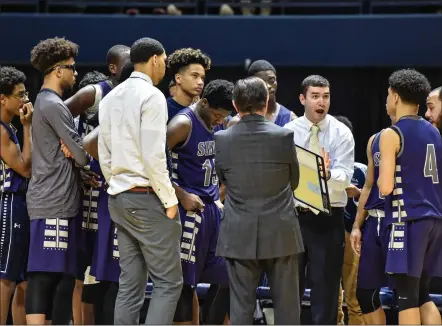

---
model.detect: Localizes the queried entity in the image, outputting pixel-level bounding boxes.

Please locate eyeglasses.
[44,63,77,76]
[11,91,29,101]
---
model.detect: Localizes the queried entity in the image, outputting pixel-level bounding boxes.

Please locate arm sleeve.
[42,102,90,167]
[328,129,355,192]
[140,92,178,208]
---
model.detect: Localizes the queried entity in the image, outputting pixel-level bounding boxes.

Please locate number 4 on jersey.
[424,144,439,184]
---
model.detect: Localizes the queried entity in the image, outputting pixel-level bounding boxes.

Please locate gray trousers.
[108,191,183,325]
[226,255,300,325]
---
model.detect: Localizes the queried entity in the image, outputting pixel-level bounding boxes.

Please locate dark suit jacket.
[214,114,304,260]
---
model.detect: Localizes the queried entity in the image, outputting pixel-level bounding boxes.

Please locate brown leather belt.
[126,187,155,193]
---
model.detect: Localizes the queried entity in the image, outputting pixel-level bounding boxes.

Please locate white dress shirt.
[98,71,178,208]
[284,114,355,207]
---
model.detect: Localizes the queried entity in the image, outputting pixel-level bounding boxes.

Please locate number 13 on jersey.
[202,158,218,187]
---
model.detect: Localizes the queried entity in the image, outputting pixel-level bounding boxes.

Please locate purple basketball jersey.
[0,122,30,281]
[0,122,27,193]
[365,131,385,211]
[274,104,292,127]
[79,80,119,281]
[385,116,442,225]
[76,81,113,274]
[77,80,113,138]
[384,116,442,277]
[171,107,219,201]
[171,107,228,286]
[90,193,120,283]
[167,97,187,123]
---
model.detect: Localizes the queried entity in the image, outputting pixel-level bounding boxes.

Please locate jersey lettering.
[197,141,215,157]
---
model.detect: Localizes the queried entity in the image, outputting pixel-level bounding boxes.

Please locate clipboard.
[294,145,332,215]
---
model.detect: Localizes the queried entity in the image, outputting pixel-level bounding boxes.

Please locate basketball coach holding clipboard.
[214,76,304,325]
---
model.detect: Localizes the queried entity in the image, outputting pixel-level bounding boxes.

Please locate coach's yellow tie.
[309,124,320,154]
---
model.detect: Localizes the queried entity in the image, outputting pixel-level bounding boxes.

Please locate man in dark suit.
[214,76,304,325]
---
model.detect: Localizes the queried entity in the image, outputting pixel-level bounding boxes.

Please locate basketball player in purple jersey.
[65,45,130,325]
[66,60,134,326]
[67,45,130,119]
[68,70,107,325]
[0,67,33,325]
[167,80,234,325]
[227,60,296,128]
[79,60,134,161]
[26,37,90,325]
[378,69,442,325]
[165,48,211,323]
[166,48,210,122]
[350,124,394,324]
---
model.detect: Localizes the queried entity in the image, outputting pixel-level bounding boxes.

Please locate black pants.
[298,207,345,325]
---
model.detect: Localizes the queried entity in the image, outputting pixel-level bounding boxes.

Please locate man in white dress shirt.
[284,75,355,325]
[98,37,183,325]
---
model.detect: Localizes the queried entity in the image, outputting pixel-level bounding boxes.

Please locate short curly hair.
[388,69,431,105]
[167,48,211,79]
[79,71,108,89]
[202,79,234,111]
[0,66,26,96]
[30,37,79,73]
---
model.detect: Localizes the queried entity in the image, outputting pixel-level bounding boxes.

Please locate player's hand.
[321,147,331,180]
[350,227,362,256]
[346,184,361,198]
[80,168,101,189]
[180,192,205,212]
[166,204,178,219]
[60,140,73,159]
[19,102,33,126]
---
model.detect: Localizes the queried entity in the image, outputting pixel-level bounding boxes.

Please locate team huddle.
[0,35,441,326]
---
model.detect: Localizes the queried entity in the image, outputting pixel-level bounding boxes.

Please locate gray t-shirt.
[26,88,90,220]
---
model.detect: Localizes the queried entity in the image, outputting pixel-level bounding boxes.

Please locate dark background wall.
[1,14,442,163]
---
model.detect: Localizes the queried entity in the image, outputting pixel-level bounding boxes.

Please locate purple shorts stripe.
[90,193,120,283]
[27,217,78,275]
[179,201,228,286]
[385,218,442,278]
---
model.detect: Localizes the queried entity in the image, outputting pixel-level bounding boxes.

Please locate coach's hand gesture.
[321,147,331,180]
